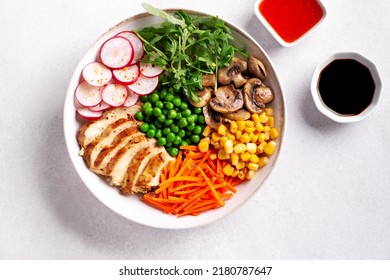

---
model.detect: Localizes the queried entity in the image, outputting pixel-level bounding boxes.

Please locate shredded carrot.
[143,145,245,216]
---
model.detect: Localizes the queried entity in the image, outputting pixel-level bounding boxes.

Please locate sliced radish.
[99,37,134,69]
[112,64,140,85]
[89,100,111,112]
[123,89,139,107]
[128,74,159,95]
[140,62,163,78]
[74,97,103,120]
[102,83,128,107]
[115,31,144,63]
[75,81,103,107]
[82,62,112,86]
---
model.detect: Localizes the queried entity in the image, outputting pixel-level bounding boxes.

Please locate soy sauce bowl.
[310,52,382,123]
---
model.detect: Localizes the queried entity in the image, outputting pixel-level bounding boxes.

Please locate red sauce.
[259,0,324,43]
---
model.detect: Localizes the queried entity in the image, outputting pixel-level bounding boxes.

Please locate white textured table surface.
[1,0,389,259]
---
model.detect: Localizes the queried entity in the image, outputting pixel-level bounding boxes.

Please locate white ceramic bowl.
[63,10,286,229]
[254,0,327,47]
[310,52,382,123]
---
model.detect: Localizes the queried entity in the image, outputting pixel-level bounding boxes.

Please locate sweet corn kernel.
[236,160,245,170]
[231,153,239,165]
[246,170,256,180]
[264,131,270,140]
[264,108,273,116]
[240,133,251,143]
[211,132,222,142]
[259,114,268,123]
[223,164,235,176]
[246,143,257,154]
[218,124,228,136]
[263,126,271,132]
[251,133,259,143]
[232,169,239,178]
[270,128,279,139]
[220,137,228,148]
[249,154,260,163]
[264,141,276,155]
[267,116,274,127]
[200,137,210,144]
[203,126,212,137]
[230,121,238,133]
[258,133,266,143]
[245,120,255,127]
[218,149,230,160]
[240,152,251,161]
[226,131,235,141]
[258,156,268,168]
[198,141,209,153]
[224,139,233,154]
[252,113,260,123]
[247,163,259,171]
[238,171,246,180]
[245,126,256,133]
[210,153,217,160]
[233,143,246,154]
[237,121,246,131]
[211,140,220,149]
[255,123,264,132]
[235,130,242,140]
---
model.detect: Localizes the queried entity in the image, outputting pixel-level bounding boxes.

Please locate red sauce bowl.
[254,0,327,47]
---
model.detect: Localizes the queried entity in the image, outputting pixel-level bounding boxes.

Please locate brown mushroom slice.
[223,108,251,121]
[244,78,274,114]
[189,87,213,107]
[202,74,216,87]
[203,104,222,129]
[218,58,247,88]
[248,56,267,80]
[209,85,244,114]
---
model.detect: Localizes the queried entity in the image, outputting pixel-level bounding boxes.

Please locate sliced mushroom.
[244,78,274,114]
[223,108,251,121]
[202,74,216,87]
[203,104,222,129]
[209,85,244,114]
[248,56,267,80]
[189,87,213,107]
[218,58,248,88]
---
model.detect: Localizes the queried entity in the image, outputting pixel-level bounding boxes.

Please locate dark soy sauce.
[318,59,375,115]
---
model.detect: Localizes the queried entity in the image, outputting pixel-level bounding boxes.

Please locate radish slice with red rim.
[82,62,112,86]
[89,100,111,112]
[99,37,134,69]
[115,31,144,63]
[112,64,140,85]
[128,74,159,95]
[139,62,163,78]
[75,81,103,107]
[123,89,139,107]
[102,83,128,107]
[74,97,103,120]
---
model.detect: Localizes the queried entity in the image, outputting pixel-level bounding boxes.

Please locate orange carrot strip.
[175,188,209,213]
[157,176,202,192]
[197,167,224,206]
[180,145,199,151]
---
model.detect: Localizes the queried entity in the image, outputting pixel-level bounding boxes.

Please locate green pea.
[144,107,153,116]
[149,124,157,131]
[139,123,150,133]
[182,108,191,117]
[165,93,174,101]
[170,124,179,133]
[187,115,195,124]
[157,114,166,123]
[175,112,182,120]
[169,147,179,157]
[168,87,174,94]
[180,140,189,147]
[135,111,144,121]
[168,109,177,119]
[160,88,168,99]
[166,132,176,143]
[192,114,198,122]
[193,107,202,114]
[187,123,195,131]
[147,129,156,138]
[149,93,159,103]
[172,97,182,107]
[173,136,182,146]
[143,102,152,110]
[155,101,164,109]
[144,116,152,123]
[178,129,186,138]
[193,125,202,135]
[165,101,174,110]
[154,120,163,128]
[197,115,205,124]
[165,142,172,148]
[155,129,162,139]
[162,127,171,135]
[190,134,200,144]
[165,119,174,126]
[153,107,162,117]
[140,96,149,103]
[179,118,188,128]
[157,137,166,146]
[180,102,188,111]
